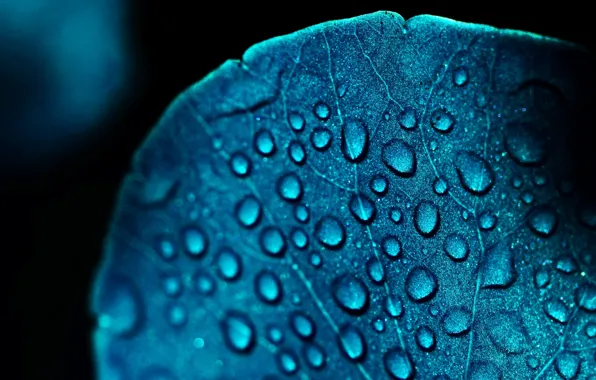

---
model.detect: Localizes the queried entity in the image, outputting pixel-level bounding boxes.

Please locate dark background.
[6,2,594,379]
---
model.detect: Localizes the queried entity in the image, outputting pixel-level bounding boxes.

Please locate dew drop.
[288,112,305,132]
[276,348,299,375]
[164,302,187,327]
[455,151,495,195]
[302,343,326,369]
[315,216,346,249]
[157,237,177,261]
[389,208,403,224]
[405,266,438,302]
[544,298,570,324]
[478,211,497,231]
[487,312,529,354]
[433,177,449,195]
[309,253,322,268]
[338,324,366,362]
[290,228,309,250]
[366,257,385,284]
[349,193,377,224]
[534,267,550,288]
[215,249,242,281]
[526,356,540,370]
[220,311,256,353]
[255,270,282,304]
[443,233,469,261]
[266,324,284,345]
[370,174,389,196]
[527,205,558,237]
[576,284,596,312]
[290,311,316,340]
[332,274,370,315]
[480,243,516,289]
[382,236,402,259]
[161,274,182,298]
[504,123,547,166]
[294,203,310,224]
[313,101,331,120]
[254,129,276,156]
[414,201,440,237]
[415,326,436,352]
[235,196,262,229]
[310,127,333,151]
[382,139,417,177]
[383,347,416,380]
[277,173,303,202]
[342,118,369,163]
[441,307,472,336]
[585,323,596,338]
[182,226,209,258]
[384,295,404,318]
[373,317,386,333]
[430,109,455,133]
[555,351,580,380]
[453,67,468,86]
[288,140,307,165]
[229,152,252,177]
[555,256,578,274]
[259,227,287,257]
[398,107,418,130]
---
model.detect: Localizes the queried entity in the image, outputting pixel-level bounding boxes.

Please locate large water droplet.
[288,112,305,132]
[315,216,346,249]
[534,267,550,288]
[229,152,252,177]
[382,236,402,259]
[430,109,455,133]
[414,201,440,237]
[277,173,303,202]
[504,123,547,166]
[290,311,316,340]
[444,233,469,261]
[342,118,369,162]
[398,107,418,130]
[182,226,209,258]
[254,129,276,156]
[382,139,417,177]
[313,101,331,120]
[480,243,516,289]
[332,274,370,315]
[366,257,385,284]
[455,151,495,195]
[527,205,558,237]
[544,298,570,324]
[255,270,282,304]
[310,127,333,151]
[235,196,262,229]
[441,307,472,336]
[576,284,596,312]
[478,211,497,231]
[349,193,377,224]
[415,326,436,352]
[555,351,580,380]
[338,324,366,362]
[383,347,416,379]
[405,266,438,302]
[287,140,307,165]
[259,227,287,257]
[276,348,299,375]
[487,312,529,354]
[95,274,142,337]
[302,343,326,369]
[220,311,256,353]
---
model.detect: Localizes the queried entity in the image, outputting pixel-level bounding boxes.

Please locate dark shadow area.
[4,2,594,379]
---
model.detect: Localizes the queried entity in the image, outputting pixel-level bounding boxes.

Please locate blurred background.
[3,1,593,379]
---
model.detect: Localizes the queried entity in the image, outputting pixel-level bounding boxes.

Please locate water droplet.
[182,226,209,258]
[288,112,305,132]
[294,203,310,223]
[520,191,534,205]
[453,67,468,86]
[302,343,326,369]
[383,347,416,379]
[576,284,596,312]
[544,298,570,324]
[277,173,303,202]
[480,243,516,289]
[372,317,386,332]
[398,107,418,130]
[235,196,262,229]
[444,233,469,261]
[504,123,547,166]
[310,127,333,151]
[259,227,287,257]
[533,173,547,187]
[455,151,495,195]
[534,267,550,288]
[266,324,284,345]
[430,109,455,133]
[341,118,369,162]
[290,228,309,250]
[384,295,404,318]
[332,274,370,314]
[382,236,402,259]
[290,311,316,340]
[220,311,256,353]
[276,348,299,375]
[164,302,187,327]
[405,267,438,302]
[382,139,417,177]
[349,193,377,224]
[414,201,440,237]
[555,256,578,274]
[338,324,366,361]
[512,175,523,189]
[157,237,177,261]
[478,211,497,231]
[229,152,252,177]
[161,274,182,298]
[215,249,242,281]
[555,351,580,379]
[527,206,558,237]
[313,101,331,120]
[585,322,596,338]
[390,208,403,224]
[95,274,142,337]
[310,253,322,268]
[475,91,488,108]
[255,270,282,304]
[288,140,307,165]
[366,257,385,284]
[370,174,389,196]
[433,177,449,195]
[315,216,346,249]
[254,129,276,156]
[441,307,472,336]
[487,312,529,354]
[338,82,348,98]
[415,326,436,352]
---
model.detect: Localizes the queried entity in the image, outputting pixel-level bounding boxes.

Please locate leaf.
[89,11,596,380]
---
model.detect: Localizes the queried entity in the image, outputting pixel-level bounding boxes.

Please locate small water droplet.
[366,257,385,284]
[309,253,322,268]
[527,205,558,237]
[276,348,300,375]
[370,174,389,196]
[342,118,369,163]
[315,216,346,249]
[544,298,570,324]
[414,201,440,237]
[229,152,252,177]
[398,107,418,130]
[287,140,307,165]
[478,211,497,231]
[383,347,416,379]
[520,191,534,205]
[338,324,366,361]
[157,237,177,261]
[310,127,333,151]
[585,322,596,338]
[182,226,209,258]
[220,311,256,353]
[290,228,309,250]
[441,307,472,336]
[255,270,282,304]
[480,243,516,288]
[164,302,187,327]
[487,312,529,354]
[576,284,596,312]
[277,173,303,202]
[389,208,403,224]
[430,109,455,133]
[332,274,370,314]
[444,233,469,261]
[455,151,495,195]
[526,355,540,370]
[290,311,316,340]
[534,267,550,288]
[383,139,417,177]
[302,343,326,369]
[372,317,386,332]
[215,249,242,281]
[288,112,305,132]
[384,295,404,318]
[349,193,377,224]
[382,236,402,259]
[555,255,578,274]
[161,274,182,298]
[555,351,580,380]
[254,129,276,157]
[415,326,436,352]
[452,67,468,86]
[266,324,284,345]
[313,101,331,120]
[259,227,287,257]
[405,266,438,302]
[433,177,449,195]
[294,203,310,224]
[512,175,523,189]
